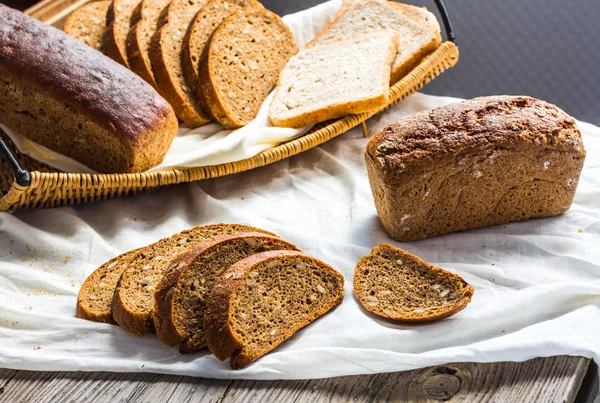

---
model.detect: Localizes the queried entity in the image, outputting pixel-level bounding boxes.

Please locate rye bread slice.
[269,31,399,128]
[308,0,441,84]
[104,0,142,67]
[150,0,212,127]
[181,0,264,102]
[112,224,276,336]
[153,232,299,351]
[125,0,170,89]
[196,8,297,128]
[64,1,111,52]
[354,244,474,322]
[205,250,344,369]
[76,248,145,324]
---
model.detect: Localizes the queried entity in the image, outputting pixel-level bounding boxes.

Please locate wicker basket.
[0,0,459,212]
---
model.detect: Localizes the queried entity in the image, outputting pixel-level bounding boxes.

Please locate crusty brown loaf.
[63,1,111,52]
[354,243,473,322]
[153,232,299,351]
[112,224,276,336]
[365,96,587,241]
[205,250,344,369]
[0,5,178,173]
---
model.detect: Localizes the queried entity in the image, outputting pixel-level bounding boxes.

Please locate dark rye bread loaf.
[354,243,473,322]
[0,5,178,173]
[205,250,344,369]
[197,8,297,128]
[76,248,145,324]
[125,0,170,89]
[150,0,212,128]
[181,0,264,100]
[153,232,299,351]
[112,224,276,336]
[103,0,141,67]
[63,1,111,52]
[366,96,587,241]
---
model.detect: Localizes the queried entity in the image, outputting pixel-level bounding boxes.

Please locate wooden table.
[0,1,598,402]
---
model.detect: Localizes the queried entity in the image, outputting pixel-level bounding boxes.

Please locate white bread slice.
[309,0,441,84]
[269,31,399,128]
[391,2,441,33]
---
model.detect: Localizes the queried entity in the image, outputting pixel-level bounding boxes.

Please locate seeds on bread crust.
[64,1,111,52]
[354,244,474,322]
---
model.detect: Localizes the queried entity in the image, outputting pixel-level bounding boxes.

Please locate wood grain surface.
[0,357,594,402]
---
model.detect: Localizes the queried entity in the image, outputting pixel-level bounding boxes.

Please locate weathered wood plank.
[0,356,590,403]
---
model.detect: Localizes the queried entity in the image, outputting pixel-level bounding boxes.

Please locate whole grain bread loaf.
[0,5,178,173]
[181,0,264,101]
[125,0,171,89]
[104,0,141,67]
[150,0,212,127]
[153,232,299,351]
[64,1,111,52]
[354,243,473,322]
[76,248,145,324]
[365,96,587,241]
[197,8,297,128]
[205,250,344,369]
[112,224,276,336]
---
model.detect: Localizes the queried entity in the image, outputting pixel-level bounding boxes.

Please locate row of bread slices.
[76,224,345,369]
[64,0,441,130]
[77,223,474,368]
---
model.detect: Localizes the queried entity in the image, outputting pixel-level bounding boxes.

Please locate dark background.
[6,0,600,124]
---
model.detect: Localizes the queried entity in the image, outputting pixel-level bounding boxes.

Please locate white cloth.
[0,92,599,380]
[0,0,344,174]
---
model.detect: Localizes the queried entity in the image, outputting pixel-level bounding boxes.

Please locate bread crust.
[0,5,178,173]
[152,232,299,350]
[204,250,344,369]
[103,0,141,67]
[354,244,474,323]
[365,96,587,241]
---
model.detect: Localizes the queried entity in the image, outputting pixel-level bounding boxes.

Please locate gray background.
[261,0,600,125]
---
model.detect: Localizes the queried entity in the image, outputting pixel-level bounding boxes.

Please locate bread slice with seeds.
[196,8,297,128]
[104,0,142,67]
[205,250,344,369]
[308,0,441,84]
[112,224,276,336]
[150,0,212,127]
[126,0,171,89]
[181,0,264,102]
[76,248,145,324]
[153,232,299,351]
[269,31,399,128]
[354,244,474,322]
[64,1,111,52]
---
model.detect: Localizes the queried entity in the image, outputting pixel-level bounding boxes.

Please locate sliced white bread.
[269,31,399,128]
[392,2,441,33]
[63,1,111,52]
[309,0,441,84]
[150,0,212,128]
[104,0,142,67]
[125,0,171,89]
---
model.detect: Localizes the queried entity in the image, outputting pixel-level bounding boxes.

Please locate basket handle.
[433,0,456,43]
[0,136,31,187]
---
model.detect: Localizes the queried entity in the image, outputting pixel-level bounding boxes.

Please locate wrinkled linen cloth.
[0,92,599,380]
[0,0,345,174]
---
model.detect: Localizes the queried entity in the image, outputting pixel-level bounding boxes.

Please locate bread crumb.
[33,346,41,351]
[491,264,495,266]
[65,255,70,260]
[578,229,583,233]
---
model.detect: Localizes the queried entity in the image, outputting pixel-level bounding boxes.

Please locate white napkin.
[0,93,599,380]
[0,0,343,174]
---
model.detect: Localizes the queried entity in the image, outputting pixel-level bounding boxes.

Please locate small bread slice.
[112,224,276,336]
[354,244,474,322]
[197,8,297,128]
[391,2,441,33]
[104,0,142,67]
[64,0,111,52]
[150,0,212,128]
[125,0,171,89]
[153,232,299,351]
[309,0,441,84]
[181,0,264,102]
[76,248,145,324]
[205,250,344,369]
[269,31,399,128]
